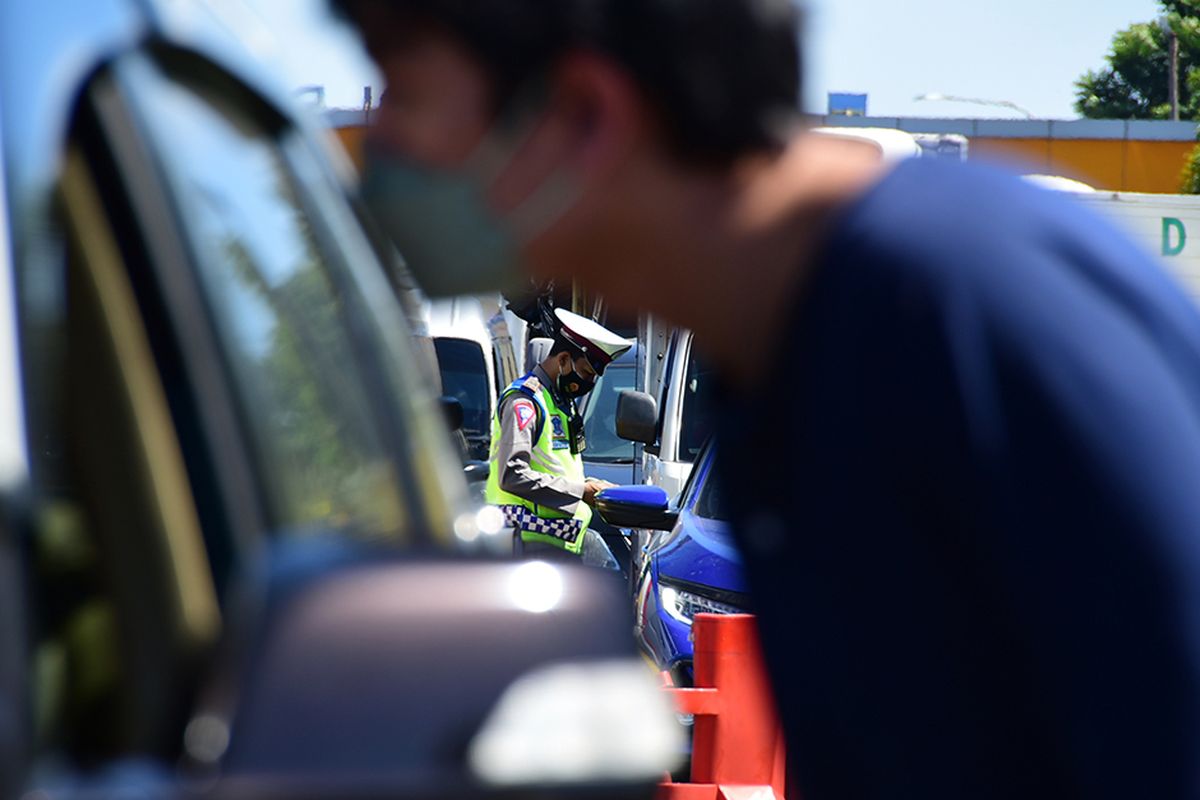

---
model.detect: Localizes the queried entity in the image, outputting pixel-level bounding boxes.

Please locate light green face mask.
[361,121,577,298]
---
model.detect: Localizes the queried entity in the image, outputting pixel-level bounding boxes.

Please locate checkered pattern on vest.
[498,504,584,545]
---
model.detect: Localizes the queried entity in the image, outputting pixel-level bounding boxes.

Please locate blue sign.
[828,92,868,116]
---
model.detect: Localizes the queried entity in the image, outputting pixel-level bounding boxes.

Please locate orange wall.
[335,126,367,172]
[1124,140,1196,193]
[972,137,1196,193]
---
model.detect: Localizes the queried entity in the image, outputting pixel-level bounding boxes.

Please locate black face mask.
[558,370,595,400]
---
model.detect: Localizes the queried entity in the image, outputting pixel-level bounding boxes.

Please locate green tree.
[1164,0,1200,18]
[1180,140,1200,192]
[1074,18,1199,120]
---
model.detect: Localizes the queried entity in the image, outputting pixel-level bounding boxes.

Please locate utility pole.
[1170,31,1181,121]
[1160,16,1180,121]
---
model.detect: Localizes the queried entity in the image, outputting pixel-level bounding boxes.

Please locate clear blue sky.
[804,0,1162,119]
[248,0,1163,120]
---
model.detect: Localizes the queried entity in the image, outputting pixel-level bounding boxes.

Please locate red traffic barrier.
[658,614,788,800]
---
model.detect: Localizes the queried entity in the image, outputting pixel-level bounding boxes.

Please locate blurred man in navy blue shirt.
[335,0,1200,796]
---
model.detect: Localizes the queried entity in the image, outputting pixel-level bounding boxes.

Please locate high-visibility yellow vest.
[485,374,591,555]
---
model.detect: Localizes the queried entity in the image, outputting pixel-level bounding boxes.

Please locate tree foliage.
[1074,9,1200,120]
[1180,141,1200,193]
[1164,0,1200,18]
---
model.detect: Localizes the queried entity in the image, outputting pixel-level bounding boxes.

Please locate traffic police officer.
[485,308,632,563]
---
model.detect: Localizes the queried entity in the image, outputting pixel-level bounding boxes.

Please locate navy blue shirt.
[718,159,1200,800]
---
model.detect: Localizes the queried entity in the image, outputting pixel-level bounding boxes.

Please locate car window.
[678,345,715,463]
[24,145,223,764]
[653,331,680,448]
[692,457,727,521]
[675,441,725,521]
[675,437,708,506]
[582,364,636,463]
[134,73,412,541]
[434,337,491,438]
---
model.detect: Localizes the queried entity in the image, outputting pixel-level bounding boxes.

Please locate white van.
[643,330,714,499]
[1024,176,1200,308]
[423,297,523,460]
[617,328,714,500]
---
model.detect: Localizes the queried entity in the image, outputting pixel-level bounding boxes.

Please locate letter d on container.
[1163,217,1187,257]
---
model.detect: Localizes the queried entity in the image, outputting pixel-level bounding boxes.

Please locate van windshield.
[583,364,636,463]
[434,338,491,440]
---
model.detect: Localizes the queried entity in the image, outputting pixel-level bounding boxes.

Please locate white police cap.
[554,308,634,373]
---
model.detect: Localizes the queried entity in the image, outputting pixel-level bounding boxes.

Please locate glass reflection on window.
[141,78,407,541]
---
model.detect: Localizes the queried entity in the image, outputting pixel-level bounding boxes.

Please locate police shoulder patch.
[512,399,537,432]
[521,375,542,393]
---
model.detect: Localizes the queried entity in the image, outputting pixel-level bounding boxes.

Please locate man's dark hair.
[549,337,585,361]
[334,0,802,166]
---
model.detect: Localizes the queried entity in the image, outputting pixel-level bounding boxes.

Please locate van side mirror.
[594,486,678,531]
[439,396,465,432]
[616,390,657,445]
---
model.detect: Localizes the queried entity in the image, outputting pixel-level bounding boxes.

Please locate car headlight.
[659,580,743,626]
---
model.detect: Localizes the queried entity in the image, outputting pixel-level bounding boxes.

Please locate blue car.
[628,443,749,685]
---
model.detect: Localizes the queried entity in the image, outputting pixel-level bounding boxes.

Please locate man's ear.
[487,50,656,232]
[547,51,655,176]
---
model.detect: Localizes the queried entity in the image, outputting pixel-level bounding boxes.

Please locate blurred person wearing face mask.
[484,309,631,565]
[334,1,1200,797]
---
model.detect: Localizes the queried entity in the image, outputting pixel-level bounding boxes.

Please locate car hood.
[654,512,746,595]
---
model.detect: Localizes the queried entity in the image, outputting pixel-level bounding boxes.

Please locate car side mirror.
[594,486,678,531]
[205,547,681,794]
[439,395,465,432]
[616,390,657,445]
